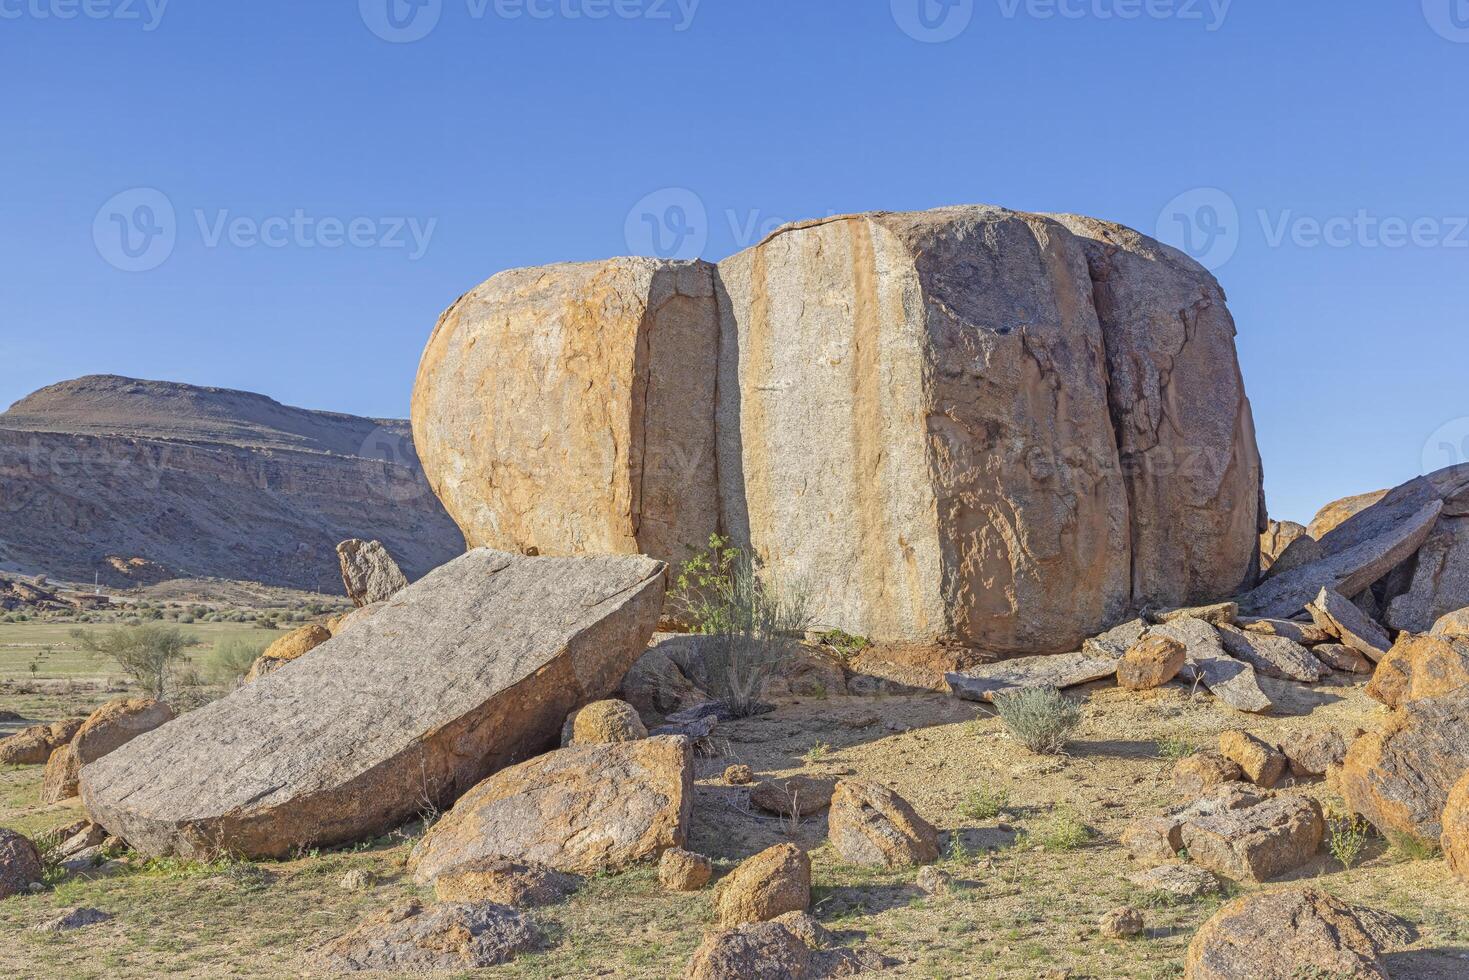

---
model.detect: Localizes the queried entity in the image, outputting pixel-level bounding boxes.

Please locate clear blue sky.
[2,2,1467,523]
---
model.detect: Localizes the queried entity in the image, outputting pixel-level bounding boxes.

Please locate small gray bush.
[991,687,1082,755]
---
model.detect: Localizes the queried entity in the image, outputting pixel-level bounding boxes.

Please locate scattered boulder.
[81,550,667,859]
[338,869,375,892]
[750,776,837,819]
[1259,520,1309,572]
[1313,643,1374,674]
[57,823,107,859]
[658,847,713,892]
[1365,635,1417,708]
[1083,618,1148,659]
[1116,634,1185,691]
[1098,906,1144,939]
[684,918,882,980]
[314,900,538,972]
[245,625,331,682]
[724,764,755,785]
[31,907,111,933]
[560,699,647,746]
[0,717,83,766]
[1443,771,1469,883]
[1153,618,1272,713]
[713,843,811,927]
[617,638,710,719]
[1128,864,1219,899]
[0,829,42,899]
[432,857,579,907]
[1151,602,1238,626]
[1172,752,1244,800]
[1339,692,1469,842]
[1184,888,1388,980]
[1239,617,1332,645]
[1430,606,1469,639]
[1307,588,1391,661]
[410,735,692,882]
[1277,729,1348,777]
[946,651,1119,702]
[41,744,80,803]
[1216,625,1325,682]
[915,865,954,896]
[72,697,174,765]
[827,779,940,868]
[1124,784,1270,863]
[1383,633,1469,706]
[1217,730,1286,788]
[1179,794,1324,883]
[336,539,409,608]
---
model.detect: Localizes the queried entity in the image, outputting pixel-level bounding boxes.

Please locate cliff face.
[0,376,464,591]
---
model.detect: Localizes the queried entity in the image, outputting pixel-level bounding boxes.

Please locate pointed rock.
[1307,588,1391,661]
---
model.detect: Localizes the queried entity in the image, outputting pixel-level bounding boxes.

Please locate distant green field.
[0,621,281,682]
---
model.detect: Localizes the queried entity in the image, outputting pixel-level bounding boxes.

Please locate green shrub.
[960,784,1012,821]
[1025,807,1092,851]
[1329,815,1371,870]
[1155,737,1198,762]
[71,624,200,701]
[210,638,268,685]
[991,687,1082,755]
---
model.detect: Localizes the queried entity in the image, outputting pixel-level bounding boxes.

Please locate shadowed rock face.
[413,206,1264,654]
[0,374,464,591]
[79,550,666,859]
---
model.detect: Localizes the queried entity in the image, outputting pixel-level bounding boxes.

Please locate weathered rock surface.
[1366,632,1469,708]
[0,717,82,766]
[414,207,1263,653]
[1126,783,1270,862]
[410,735,691,882]
[1117,634,1186,691]
[1259,520,1308,572]
[1154,618,1272,713]
[1184,888,1388,980]
[72,697,174,765]
[1239,617,1331,645]
[245,624,332,682]
[41,744,80,803]
[431,857,579,907]
[1339,692,1469,842]
[714,843,811,926]
[1172,752,1245,800]
[1099,906,1144,939]
[1430,605,1469,638]
[1308,588,1391,661]
[827,779,940,868]
[1278,729,1348,777]
[1128,864,1219,899]
[1179,794,1324,882]
[947,651,1119,702]
[1443,771,1469,882]
[685,918,882,980]
[749,776,837,818]
[1308,491,1390,541]
[560,699,648,746]
[1262,534,1323,581]
[1217,730,1286,788]
[0,830,42,899]
[336,539,410,608]
[315,900,538,972]
[1314,643,1374,674]
[1237,498,1442,620]
[1216,625,1325,682]
[1082,618,1148,659]
[1386,515,1469,633]
[658,847,713,892]
[82,550,667,859]
[1152,602,1238,626]
[0,375,462,592]
[617,635,711,719]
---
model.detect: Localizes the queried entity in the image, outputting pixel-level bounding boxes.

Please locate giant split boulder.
[79,549,666,858]
[412,205,1263,655]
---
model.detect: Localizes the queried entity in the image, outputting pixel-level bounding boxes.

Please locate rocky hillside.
[0,376,464,592]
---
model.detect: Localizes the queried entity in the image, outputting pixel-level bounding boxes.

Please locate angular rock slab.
[1339,692,1469,842]
[315,901,538,972]
[80,550,666,859]
[336,539,410,608]
[946,651,1119,702]
[1184,889,1389,980]
[409,735,693,882]
[1216,625,1325,682]
[1237,499,1442,619]
[1307,588,1391,661]
[1179,794,1324,883]
[1153,618,1272,713]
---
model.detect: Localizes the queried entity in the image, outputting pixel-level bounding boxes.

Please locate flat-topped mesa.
[411,205,1264,655]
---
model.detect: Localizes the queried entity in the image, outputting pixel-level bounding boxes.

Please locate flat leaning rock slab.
[1152,619,1273,713]
[946,651,1118,702]
[80,549,666,859]
[1217,625,1326,683]
[1307,588,1392,661]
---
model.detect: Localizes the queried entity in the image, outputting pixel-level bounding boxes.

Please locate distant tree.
[71,624,200,701]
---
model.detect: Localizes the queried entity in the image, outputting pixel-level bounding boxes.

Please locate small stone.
[1308,588,1392,661]
[1128,864,1219,899]
[1099,906,1144,939]
[828,779,941,868]
[1217,730,1287,788]
[338,869,376,892]
[915,865,954,896]
[245,627,332,682]
[1172,751,1244,800]
[658,848,713,892]
[713,843,811,927]
[559,699,648,746]
[0,829,43,899]
[314,900,538,972]
[431,857,579,907]
[1151,602,1238,626]
[749,776,836,818]
[1117,635,1186,691]
[1313,643,1374,674]
[1277,729,1348,778]
[723,764,754,785]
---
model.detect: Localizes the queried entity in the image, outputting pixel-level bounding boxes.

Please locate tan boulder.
[1340,692,1469,843]
[1430,605,1469,639]
[314,900,537,972]
[1152,602,1238,626]
[0,829,43,899]
[1366,632,1469,708]
[1117,635,1186,691]
[724,764,754,785]
[245,625,331,682]
[72,698,174,765]
[657,847,713,892]
[0,717,83,766]
[1099,906,1144,939]
[684,918,882,980]
[336,539,409,608]
[1277,729,1349,778]
[713,843,811,927]
[749,776,836,819]
[1308,489,1391,540]
[1443,771,1469,882]
[1217,730,1286,788]
[1239,617,1332,645]
[82,550,666,859]
[827,779,940,868]
[431,857,579,907]
[1152,618,1273,713]
[1307,588,1391,661]
[1123,783,1271,864]
[1172,752,1244,800]
[559,699,647,746]
[1217,624,1325,682]
[40,743,80,803]
[412,257,721,570]
[1179,794,1324,883]
[1386,513,1469,633]
[411,735,691,882]
[1184,888,1388,980]
[1259,520,1308,572]
[1314,643,1374,674]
